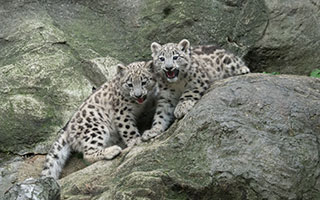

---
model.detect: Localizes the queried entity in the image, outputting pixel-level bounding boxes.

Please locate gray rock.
[3,177,60,200]
[59,74,320,199]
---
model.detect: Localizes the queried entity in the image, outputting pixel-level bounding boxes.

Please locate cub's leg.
[142,90,176,141]
[114,111,142,147]
[174,76,210,119]
[82,129,122,163]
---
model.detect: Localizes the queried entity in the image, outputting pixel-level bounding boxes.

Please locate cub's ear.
[178,39,190,53]
[151,42,162,56]
[116,63,127,75]
[144,60,154,73]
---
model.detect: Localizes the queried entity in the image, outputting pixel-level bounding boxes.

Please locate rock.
[58,74,320,199]
[1,0,320,198]
[3,177,60,200]
[244,0,320,75]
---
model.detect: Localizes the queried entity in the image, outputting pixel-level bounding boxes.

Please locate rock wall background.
[0,0,320,199]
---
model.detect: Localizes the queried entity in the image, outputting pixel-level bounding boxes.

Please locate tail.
[41,130,71,179]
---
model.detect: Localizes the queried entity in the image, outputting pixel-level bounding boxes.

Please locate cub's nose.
[165,66,173,71]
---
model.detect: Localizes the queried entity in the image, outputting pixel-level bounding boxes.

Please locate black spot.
[124,118,129,122]
[125,125,130,129]
[193,90,199,93]
[120,110,124,115]
[156,111,162,115]
[88,105,95,109]
[53,154,59,159]
[98,112,103,119]
[130,131,136,135]
[184,95,193,98]
[43,166,49,170]
[216,59,220,65]
[62,140,66,146]
[90,111,94,116]
[85,123,93,128]
[82,110,87,117]
[98,136,103,140]
[116,116,121,120]
[86,117,91,123]
[98,143,103,147]
[231,65,235,71]
[115,109,119,113]
[92,128,98,131]
[91,133,97,138]
[57,145,62,151]
[223,57,231,64]
[119,123,123,128]
[159,115,164,119]
[84,129,90,134]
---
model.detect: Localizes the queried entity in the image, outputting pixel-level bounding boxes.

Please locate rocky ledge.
[55,74,319,200]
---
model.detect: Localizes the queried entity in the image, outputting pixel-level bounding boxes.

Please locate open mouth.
[164,69,179,79]
[136,96,147,104]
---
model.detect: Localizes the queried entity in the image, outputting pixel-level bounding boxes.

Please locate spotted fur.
[42,61,157,179]
[142,39,250,141]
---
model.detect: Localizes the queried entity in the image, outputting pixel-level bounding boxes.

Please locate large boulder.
[59,74,320,199]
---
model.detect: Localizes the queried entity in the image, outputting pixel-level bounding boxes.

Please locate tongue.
[166,71,175,78]
[137,98,144,104]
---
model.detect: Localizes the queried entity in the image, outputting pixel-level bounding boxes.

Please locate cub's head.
[151,39,191,83]
[117,61,156,104]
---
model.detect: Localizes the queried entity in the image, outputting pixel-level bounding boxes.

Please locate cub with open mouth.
[142,39,250,142]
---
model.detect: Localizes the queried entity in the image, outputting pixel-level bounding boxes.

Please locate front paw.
[142,129,161,141]
[174,100,195,119]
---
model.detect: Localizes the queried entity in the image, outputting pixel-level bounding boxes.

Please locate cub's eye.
[159,57,165,62]
[173,55,179,60]
[127,83,133,87]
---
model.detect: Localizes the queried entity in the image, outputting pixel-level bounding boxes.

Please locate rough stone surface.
[3,177,60,200]
[58,74,320,200]
[1,0,320,199]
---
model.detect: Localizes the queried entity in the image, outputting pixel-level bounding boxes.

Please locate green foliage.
[310,69,320,78]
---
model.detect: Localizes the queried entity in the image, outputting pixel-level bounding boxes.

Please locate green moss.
[310,69,320,78]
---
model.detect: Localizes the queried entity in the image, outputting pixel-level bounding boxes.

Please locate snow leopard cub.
[143,39,250,141]
[42,61,157,179]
